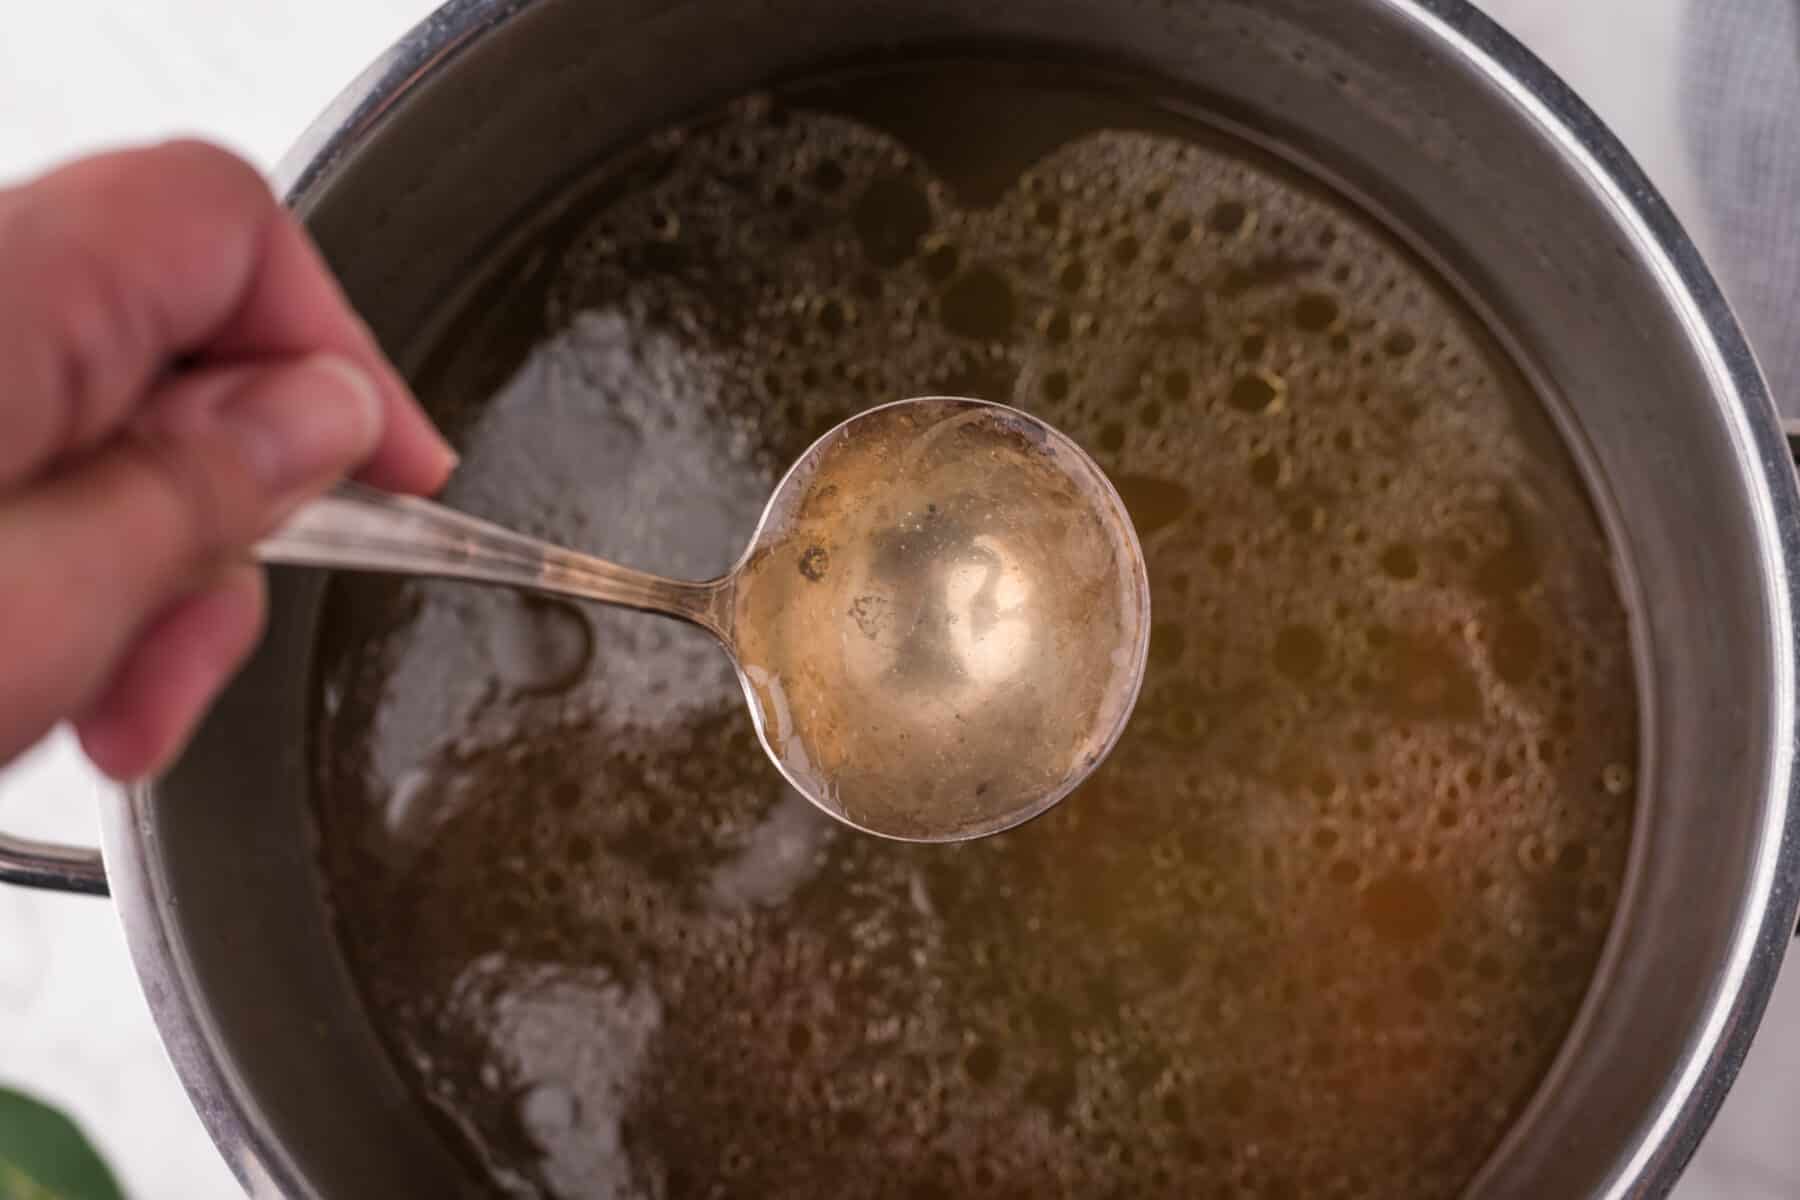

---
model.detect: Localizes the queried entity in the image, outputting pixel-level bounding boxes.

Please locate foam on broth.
[312,63,1638,1199]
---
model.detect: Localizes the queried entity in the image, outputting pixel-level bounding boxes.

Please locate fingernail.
[426,421,461,482]
[435,434,462,474]
[221,354,385,494]
[403,375,461,484]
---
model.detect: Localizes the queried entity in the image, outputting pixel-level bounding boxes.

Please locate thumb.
[0,353,381,764]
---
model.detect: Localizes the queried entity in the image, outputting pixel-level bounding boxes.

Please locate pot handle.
[0,830,107,896]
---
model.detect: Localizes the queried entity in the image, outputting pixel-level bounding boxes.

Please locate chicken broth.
[311,62,1638,1199]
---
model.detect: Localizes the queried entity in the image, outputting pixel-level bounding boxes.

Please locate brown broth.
[311,63,1638,1199]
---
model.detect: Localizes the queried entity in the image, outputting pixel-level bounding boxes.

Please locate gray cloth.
[1680,0,1800,413]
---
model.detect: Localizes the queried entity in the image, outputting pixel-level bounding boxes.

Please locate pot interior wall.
[142,0,1793,1195]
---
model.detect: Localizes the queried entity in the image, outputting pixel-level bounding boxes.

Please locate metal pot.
[2,0,1796,1195]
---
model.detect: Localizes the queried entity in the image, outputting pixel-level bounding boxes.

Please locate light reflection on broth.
[311,64,1637,1199]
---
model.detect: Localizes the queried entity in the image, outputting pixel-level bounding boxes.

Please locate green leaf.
[0,1088,124,1200]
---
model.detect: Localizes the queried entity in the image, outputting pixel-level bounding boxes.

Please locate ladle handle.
[256,482,728,635]
[0,830,106,895]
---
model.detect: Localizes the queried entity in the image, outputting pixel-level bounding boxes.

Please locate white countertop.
[0,3,1794,1197]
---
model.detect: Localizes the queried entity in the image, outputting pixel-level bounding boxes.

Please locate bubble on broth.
[312,66,1637,1200]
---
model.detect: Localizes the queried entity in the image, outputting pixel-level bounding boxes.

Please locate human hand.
[0,140,457,780]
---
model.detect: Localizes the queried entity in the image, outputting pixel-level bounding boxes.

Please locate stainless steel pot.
[2,0,1796,1195]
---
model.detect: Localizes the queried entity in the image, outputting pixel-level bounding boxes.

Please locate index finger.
[0,139,455,492]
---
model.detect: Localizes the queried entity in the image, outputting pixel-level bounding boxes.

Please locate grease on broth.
[312,64,1637,1199]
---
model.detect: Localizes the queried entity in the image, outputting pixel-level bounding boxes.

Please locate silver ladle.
[260,396,1151,841]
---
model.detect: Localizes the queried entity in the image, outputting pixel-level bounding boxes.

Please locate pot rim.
[1380,7,1800,1194]
[100,1,1800,1195]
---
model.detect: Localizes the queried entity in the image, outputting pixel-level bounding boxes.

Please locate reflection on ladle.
[261,396,1151,841]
